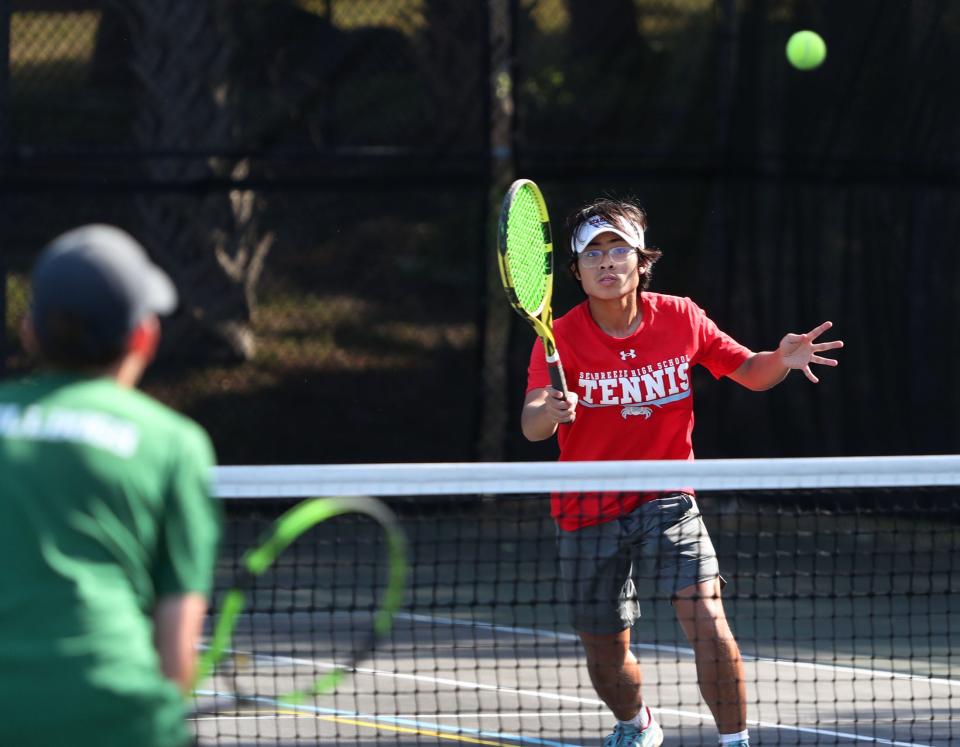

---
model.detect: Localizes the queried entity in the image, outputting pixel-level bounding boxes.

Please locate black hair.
[565,197,662,291]
[34,311,127,369]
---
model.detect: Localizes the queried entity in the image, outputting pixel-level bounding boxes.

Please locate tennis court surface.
[192,457,959,746]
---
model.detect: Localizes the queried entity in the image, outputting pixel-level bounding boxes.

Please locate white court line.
[192,715,302,722]
[193,712,610,722]
[401,712,609,720]
[396,612,960,688]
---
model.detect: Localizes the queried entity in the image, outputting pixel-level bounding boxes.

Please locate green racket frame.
[497,178,568,394]
[193,496,407,702]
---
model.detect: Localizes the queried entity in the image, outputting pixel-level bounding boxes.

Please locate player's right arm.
[521,387,579,441]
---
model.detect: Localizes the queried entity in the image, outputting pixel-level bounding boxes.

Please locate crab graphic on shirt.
[621,405,653,420]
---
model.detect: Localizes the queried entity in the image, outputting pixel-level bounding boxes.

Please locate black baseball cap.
[30,224,178,360]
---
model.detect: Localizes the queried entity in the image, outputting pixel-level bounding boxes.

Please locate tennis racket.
[191,496,407,715]
[497,178,568,394]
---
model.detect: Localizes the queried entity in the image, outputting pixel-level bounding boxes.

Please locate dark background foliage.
[2,0,958,464]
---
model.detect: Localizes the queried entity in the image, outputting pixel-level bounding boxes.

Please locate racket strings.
[202,509,394,708]
[505,186,550,314]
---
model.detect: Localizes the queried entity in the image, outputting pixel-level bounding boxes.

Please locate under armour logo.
[619,349,636,360]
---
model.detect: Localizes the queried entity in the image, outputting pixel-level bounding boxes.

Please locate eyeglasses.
[577,246,637,268]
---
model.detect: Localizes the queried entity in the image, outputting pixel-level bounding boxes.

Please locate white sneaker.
[602,714,664,747]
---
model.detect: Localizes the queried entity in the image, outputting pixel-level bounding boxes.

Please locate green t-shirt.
[0,373,220,747]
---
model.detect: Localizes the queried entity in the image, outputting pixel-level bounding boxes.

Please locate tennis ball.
[786,30,826,71]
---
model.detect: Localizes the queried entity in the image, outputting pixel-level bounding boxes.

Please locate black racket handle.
[548,359,569,397]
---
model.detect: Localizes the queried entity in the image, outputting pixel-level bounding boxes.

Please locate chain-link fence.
[3,0,492,464]
[3,1,960,463]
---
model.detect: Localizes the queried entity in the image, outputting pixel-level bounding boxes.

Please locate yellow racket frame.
[497,178,568,394]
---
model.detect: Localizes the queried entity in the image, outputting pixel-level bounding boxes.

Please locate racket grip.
[548,358,568,396]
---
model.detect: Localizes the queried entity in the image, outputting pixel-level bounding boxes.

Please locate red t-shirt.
[526,293,751,530]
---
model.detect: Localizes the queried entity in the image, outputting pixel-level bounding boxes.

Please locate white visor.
[570,216,644,254]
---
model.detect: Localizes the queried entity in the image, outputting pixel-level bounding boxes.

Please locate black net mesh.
[196,482,959,746]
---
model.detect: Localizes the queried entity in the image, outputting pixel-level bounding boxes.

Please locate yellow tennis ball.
[786,30,826,71]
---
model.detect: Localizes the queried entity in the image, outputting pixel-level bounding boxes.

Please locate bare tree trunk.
[121,0,272,362]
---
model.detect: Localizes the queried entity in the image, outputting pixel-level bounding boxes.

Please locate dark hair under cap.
[30,224,177,368]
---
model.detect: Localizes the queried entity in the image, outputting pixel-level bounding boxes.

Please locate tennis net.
[193,456,960,746]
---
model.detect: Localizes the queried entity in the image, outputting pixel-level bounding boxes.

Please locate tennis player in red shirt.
[523,198,843,747]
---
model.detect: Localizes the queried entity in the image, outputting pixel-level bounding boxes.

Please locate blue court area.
[191,488,959,746]
[191,610,957,746]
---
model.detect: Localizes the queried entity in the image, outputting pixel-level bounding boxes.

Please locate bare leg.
[578,628,644,721]
[673,578,747,734]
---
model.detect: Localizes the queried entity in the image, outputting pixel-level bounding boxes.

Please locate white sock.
[719,729,749,745]
[620,705,652,730]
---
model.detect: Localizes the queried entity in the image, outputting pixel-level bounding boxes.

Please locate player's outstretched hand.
[778,321,844,383]
[546,387,579,424]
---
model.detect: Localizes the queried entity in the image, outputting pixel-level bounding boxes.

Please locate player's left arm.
[728,320,844,391]
[154,592,208,692]
[153,424,220,692]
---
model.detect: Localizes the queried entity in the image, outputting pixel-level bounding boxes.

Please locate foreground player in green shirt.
[0,225,221,747]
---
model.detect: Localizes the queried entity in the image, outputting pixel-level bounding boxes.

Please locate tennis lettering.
[577,356,691,407]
